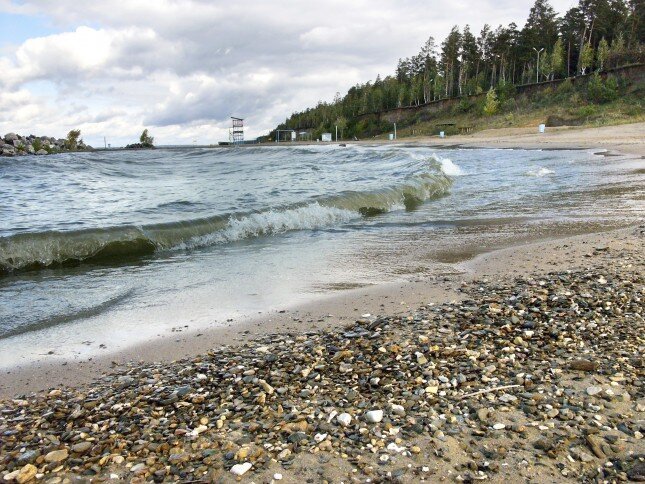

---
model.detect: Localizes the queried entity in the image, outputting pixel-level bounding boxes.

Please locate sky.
[0,0,576,146]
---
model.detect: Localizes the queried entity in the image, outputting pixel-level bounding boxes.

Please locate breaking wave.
[0,171,451,273]
[526,166,555,177]
[431,153,466,176]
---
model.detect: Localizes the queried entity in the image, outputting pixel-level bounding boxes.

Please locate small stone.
[278,449,292,460]
[476,408,489,422]
[411,446,421,454]
[627,462,645,481]
[3,470,19,482]
[364,410,384,423]
[391,404,406,416]
[16,464,37,484]
[492,423,506,430]
[415,352,428,365]
[336,413,352,427]
[586,386,602,396]
[130,463,147,475]
[44,449,68,463]
[314,433,328,443]
[274,474,283,481]
[230,463,252,476]
[498,393,517,403]
[570,359,598,372]
[259,379,274,395]
[72,442,92,454]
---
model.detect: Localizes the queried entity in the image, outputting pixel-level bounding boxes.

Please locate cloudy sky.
[0,0,575,146]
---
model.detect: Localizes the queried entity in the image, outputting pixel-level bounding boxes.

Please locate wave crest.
[0,171,451,273]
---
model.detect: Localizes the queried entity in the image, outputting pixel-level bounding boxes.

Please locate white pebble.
[274,473,283,480]
[336,413,352,427]
[230,462,252,476]
[364,410,384,423]
[391,404,406,416]
[492,423,506,430]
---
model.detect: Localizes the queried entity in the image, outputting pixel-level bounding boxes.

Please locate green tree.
[65,129,81,150]
[579,42,594,74]
[483,87,499,115]
[596,37,610,70]
[140,129,154,147]
[608,32,625,68]
[550,38,565,79]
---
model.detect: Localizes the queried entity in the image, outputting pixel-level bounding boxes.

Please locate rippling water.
[0,145,642,366]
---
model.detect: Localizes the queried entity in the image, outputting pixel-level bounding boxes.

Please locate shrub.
[456,97,476,113]
[65,129,81,150]
[32,138,42,152]
[496,81,516,104]
[556,78,574,98]
[586,73,619,104]
[573,105,598,118]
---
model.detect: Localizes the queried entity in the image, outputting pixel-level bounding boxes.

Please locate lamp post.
[533,47,544,83]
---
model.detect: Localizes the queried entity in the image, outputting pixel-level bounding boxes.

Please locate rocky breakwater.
[0,133,92,157]
[0,243,644,482]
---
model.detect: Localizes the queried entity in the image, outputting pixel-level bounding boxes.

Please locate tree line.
[270,0,643,140]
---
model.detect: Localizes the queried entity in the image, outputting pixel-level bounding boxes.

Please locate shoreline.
[1,226,643,483]
[1,224,641,399]
[270,121,645,157]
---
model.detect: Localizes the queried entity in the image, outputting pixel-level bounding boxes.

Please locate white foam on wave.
[182,203,357,249]
[526,167,555,177]
[431,153,465,176]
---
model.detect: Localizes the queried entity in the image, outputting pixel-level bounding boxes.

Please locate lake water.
[0,145,642,367]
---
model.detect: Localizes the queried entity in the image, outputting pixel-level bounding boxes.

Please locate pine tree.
[483,87,499,115]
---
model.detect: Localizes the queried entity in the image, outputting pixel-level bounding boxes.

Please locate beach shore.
[400,121,645,157]
[1,125,644,483]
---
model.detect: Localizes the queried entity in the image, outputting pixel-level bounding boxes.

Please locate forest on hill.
[269,0,644,141]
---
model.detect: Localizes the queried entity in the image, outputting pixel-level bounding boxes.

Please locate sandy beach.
[402,121,645,157]
[1,124,644,483]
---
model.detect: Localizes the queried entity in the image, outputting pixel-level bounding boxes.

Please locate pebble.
[71,442,92,454]
[44,449,68,463]
[16,464,37,484]
[230,463,252,476]
[336,413,352,427]
[586,386,603,396]
[391,404,406,416]
[364,410,384,423]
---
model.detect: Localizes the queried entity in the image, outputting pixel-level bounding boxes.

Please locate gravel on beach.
[1,243,643,483]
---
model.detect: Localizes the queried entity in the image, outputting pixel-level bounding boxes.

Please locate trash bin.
[439,131,445,138]
[539,124,546,133]
[389,134,394,141]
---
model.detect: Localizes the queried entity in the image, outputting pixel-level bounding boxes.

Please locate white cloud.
[0,0,577,145]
